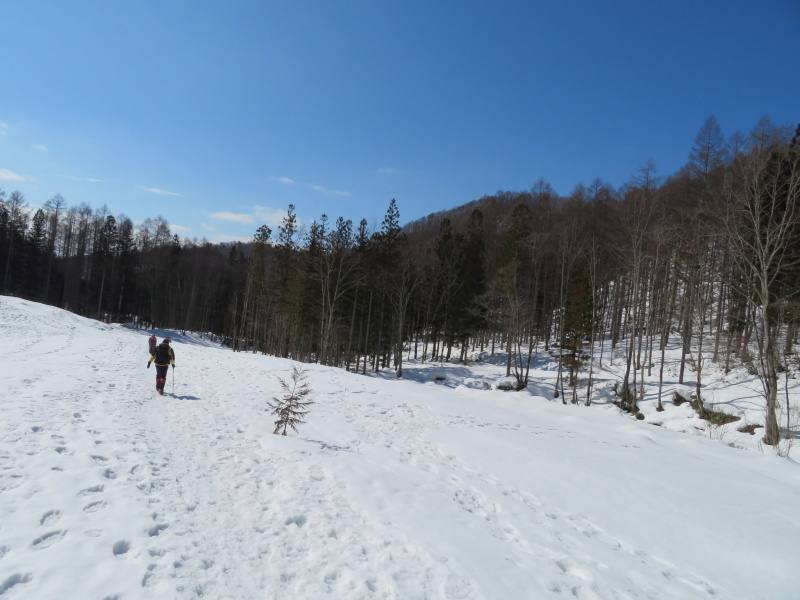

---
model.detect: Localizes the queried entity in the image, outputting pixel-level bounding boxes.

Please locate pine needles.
[268,366,313,436]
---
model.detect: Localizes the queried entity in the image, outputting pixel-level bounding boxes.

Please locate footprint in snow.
[323,570,340,584]
[83,500,107,513]
[284,515,307,527]
[79,484,104,495]
[148,524,169,537]
[40,509,62,526]
[555,558,589,581]
[32,530,66,549]
[443,574,474,599]
[112,540,131,556]
[0,573,32,595]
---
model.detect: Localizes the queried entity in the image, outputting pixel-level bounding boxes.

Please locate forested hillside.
[2,115,798,445]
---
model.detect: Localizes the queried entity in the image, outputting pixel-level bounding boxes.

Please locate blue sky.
[1,1,798,243]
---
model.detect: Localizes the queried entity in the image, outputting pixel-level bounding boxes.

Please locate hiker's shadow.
[171,395,201,401]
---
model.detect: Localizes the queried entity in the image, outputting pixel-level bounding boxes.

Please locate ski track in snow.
[1,297,798,599]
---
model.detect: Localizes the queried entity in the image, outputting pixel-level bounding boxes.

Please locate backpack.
[149,335,157,355]
[155,343,171,364]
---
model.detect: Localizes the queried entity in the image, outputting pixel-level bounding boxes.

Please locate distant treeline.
[1,115,798,444]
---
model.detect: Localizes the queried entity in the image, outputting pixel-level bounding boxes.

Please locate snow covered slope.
[1,296,799,599]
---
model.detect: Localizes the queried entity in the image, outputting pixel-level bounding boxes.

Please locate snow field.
[1,296,799,599]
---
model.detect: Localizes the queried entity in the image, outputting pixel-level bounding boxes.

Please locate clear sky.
[1,0,798,243]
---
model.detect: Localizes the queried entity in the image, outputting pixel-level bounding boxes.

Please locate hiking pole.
[172,366,175,395]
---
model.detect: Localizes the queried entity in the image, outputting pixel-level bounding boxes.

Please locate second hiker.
[147,337,176,395]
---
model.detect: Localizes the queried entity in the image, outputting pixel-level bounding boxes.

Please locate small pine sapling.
[268,366,313,436]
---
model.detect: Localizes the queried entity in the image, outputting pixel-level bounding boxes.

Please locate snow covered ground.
[389,337,800,462]
[1,296,799,600]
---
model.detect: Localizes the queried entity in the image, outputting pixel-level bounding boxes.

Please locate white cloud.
[141,186,182,196]
[63,175,103,183]
[309,184,350,197]
[253,206,289,228]
[170,224,191,234]
[210,211,254,224]
[208,206,302,231]
[271,175,349,196]
[33,144,48,152]
[0,168,35,182]
[0,123,8,135]
[202,223,216,231]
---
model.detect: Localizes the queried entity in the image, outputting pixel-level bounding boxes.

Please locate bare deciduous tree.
[724,144,800,445]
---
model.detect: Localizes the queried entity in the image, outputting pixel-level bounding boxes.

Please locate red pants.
[155,365,169,392]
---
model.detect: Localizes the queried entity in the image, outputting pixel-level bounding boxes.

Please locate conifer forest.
[2,116,799,445]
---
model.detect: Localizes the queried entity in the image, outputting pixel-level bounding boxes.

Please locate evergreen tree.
[237,224,271,352]
[25,208,48,297]
[268,366,313,436]
[2,191,28,294]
